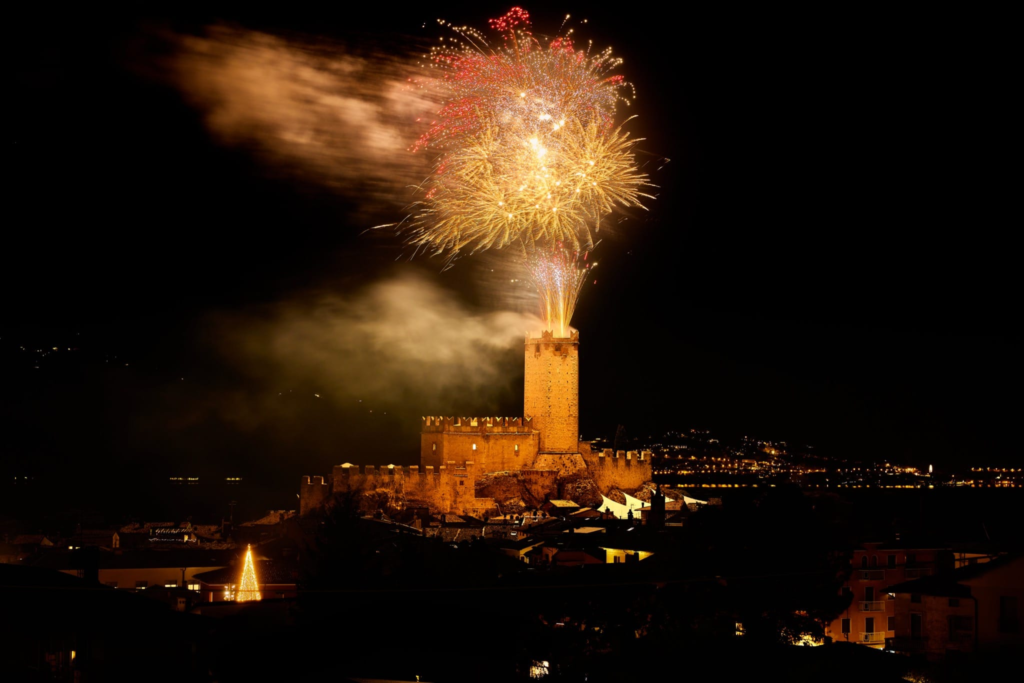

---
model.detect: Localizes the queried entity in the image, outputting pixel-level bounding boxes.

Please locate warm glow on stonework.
[236,544,262,602]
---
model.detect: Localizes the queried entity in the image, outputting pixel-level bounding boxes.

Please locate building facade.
[826,542,949,648]
[887,555,1023,659]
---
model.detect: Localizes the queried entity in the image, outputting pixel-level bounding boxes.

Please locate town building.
[826,541,951,648]
[886,554,1023,659]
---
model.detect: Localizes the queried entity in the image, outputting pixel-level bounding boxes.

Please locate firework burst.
[412,8,630,152]
[408,119,648,256]
[383,8,651,333]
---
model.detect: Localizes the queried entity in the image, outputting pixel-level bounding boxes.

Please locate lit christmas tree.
[236,544,262,602]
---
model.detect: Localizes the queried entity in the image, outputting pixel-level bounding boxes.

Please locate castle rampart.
[581,449,653,493]
[297,460,492,515]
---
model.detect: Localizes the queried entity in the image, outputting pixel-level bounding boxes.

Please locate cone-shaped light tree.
[236,544,262,602]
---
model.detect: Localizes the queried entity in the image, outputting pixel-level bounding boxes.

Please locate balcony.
[860,632,886,643]
[859,569,886,580]
[859,601,886,612]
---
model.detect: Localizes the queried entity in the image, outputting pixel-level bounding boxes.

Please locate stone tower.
[524,330,580,454]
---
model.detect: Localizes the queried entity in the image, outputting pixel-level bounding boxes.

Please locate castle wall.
[440,432,537,471]
[299,475,330,516]
[524,331,579,454]
[299,460,501,516]
[582,449,653,493]
[420,417,539,472]
[328,463,455,514]
[401,465,455,512]
[421,432,445,468]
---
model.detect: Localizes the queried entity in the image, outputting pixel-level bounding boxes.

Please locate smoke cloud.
[148,23,435,216]
[207,271,542,419]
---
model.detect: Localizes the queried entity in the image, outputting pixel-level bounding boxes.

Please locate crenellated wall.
[581,449,653,493]
[420,416,539,471]
[421,416,535,433]
[299,460,498,516]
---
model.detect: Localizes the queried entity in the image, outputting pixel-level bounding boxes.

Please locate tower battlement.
[421,416,535,434]
[594,449,653,467]
[527,330,580,343]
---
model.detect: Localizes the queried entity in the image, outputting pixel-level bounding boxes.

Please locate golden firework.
[407,120,650,257]
[381,8,653,333]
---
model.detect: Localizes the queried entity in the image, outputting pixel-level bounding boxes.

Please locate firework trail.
[384,7,651,333]
[524,243,595,337]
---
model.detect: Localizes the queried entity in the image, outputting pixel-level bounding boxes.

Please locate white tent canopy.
[600,495,645,520]
[600,492,707,520]
[623,493,647,510]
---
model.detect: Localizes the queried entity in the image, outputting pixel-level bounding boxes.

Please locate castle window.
[472,443,477,451]
[432,443,437,451]
[515,444,519,452]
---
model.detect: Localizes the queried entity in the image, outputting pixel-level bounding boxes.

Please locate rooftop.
[545,500,581,509]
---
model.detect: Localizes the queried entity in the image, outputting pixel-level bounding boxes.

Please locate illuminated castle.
[300,331,651,516]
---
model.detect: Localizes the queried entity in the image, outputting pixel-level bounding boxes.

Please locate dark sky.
[3,4,1017,516]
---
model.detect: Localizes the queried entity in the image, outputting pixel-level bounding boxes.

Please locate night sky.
[4,4,1016,515]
